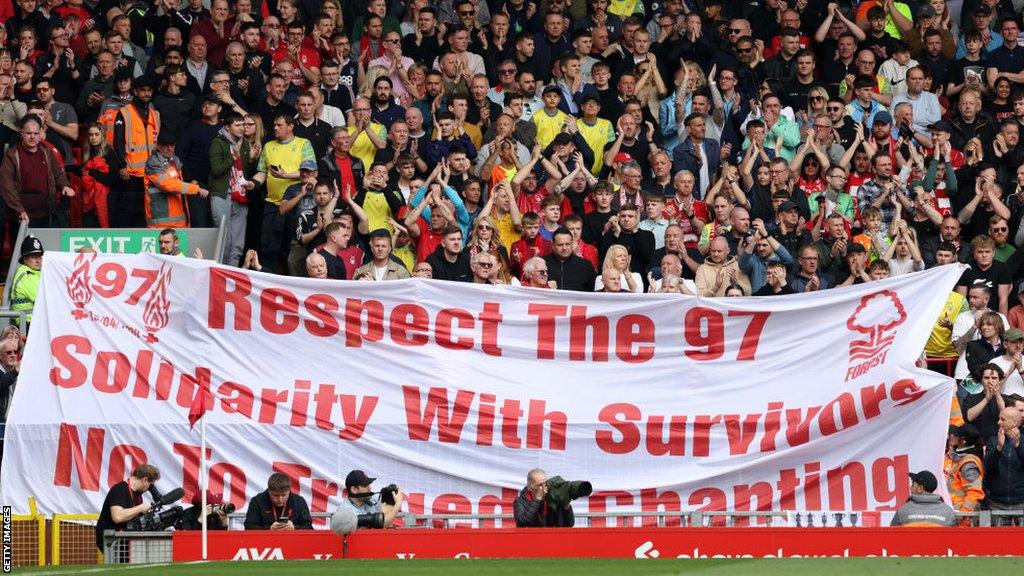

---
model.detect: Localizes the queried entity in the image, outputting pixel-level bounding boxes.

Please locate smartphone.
[276,515,290,524]
[271,165,281,172]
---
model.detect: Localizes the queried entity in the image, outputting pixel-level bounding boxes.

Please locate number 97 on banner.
[683,308,770,361]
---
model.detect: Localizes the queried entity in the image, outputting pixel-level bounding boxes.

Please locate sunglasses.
[810,96,824,101]
[729,28,743,33]
[459,10,475,15]
[736,47,753,53]
[827,106,843,112]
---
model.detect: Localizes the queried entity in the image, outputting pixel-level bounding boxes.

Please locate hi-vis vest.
[121,104,160,177]
[944,452,984,513]
[145,153,199,228]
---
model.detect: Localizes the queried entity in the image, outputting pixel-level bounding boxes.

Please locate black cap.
[345,469,376,490]
[19,235,43,262]
[778,200,799,212]
[201,94,223,107]
[581,93,601,106]
[950,423,983,447]
[114,67,133,82]
[157,130,177,145]
[909,470,938,493]
[133,74,156,89]
[846,242,865,253]
[542,84,561,96]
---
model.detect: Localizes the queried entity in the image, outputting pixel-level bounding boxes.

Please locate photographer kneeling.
[337,470,404,529]
[514,468,591,527]
[179,490,233,530]
[95,464,160,550]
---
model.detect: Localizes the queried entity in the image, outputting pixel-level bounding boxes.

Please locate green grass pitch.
[15,558,1024,575]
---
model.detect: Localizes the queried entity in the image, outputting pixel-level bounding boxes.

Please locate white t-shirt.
[991,355,1024,397]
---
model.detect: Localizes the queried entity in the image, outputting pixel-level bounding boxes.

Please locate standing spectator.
[957,235,1013,316]
[883,220,925,276]
[544,228,596,292]
[33,78,77,168]
[152,65,197,144]
[983,406,1024,524]
[252,114,316,273]
[426,226,471,282]
[176,95,222,227]
[353,229,410,280]
[0,115,74,227]
[695,236,750,297]
[34,24,79,104]
[209,112,255,264]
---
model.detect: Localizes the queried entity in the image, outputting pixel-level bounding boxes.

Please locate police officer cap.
[19,236,44,262]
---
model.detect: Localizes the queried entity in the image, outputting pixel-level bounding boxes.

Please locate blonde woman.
[243,114,264,164]
[81,123,115,227]
[358,64,389,99]
[322,0,346,34]
[595,245,642,293]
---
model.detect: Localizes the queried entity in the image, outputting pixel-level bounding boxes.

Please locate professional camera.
[211,502,236,515]
[379,484,399,506]
[544,476,592,507]
[126,487,185,531]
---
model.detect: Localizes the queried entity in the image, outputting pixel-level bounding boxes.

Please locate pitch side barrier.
[1,219,227,310]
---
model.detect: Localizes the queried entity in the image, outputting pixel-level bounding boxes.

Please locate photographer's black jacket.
[243,490,313,530]
[513,487,575,528]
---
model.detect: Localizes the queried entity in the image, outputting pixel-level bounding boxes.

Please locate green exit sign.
[60,230,189,254]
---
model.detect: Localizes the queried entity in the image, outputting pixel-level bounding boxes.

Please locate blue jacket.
[671,137,721,199]
[984,435,1024,505]
[739,245,793,293]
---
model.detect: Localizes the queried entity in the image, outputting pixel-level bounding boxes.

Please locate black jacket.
[243,490,313,530]
[513,487,574,527]
[544,253,596,292]
[426,245,471,282]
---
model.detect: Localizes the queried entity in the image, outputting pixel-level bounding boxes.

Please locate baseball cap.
[778,200,799,212]
[133,74,156,89]
[299,160,319,172]
[949,423,983,446]
[847,242,866,254]
[917,4,937,18]
[1005,328,1024,342]
[873,111,893,125]
[909,470,938,493]
[542,84,561,96]
[929,120,954,134]
[345,470,376,490]
[581,94,601,106]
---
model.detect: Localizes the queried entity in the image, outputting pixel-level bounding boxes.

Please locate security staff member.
[945,424,985,524]
[144,131,209,228]
[890,471,958,527]
[112,74,160,227]
[95,464,161,550]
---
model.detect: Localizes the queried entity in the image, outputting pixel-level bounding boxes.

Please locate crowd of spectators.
[3,0,1024,522]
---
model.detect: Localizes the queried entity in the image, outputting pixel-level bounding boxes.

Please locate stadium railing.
[8,497,45,567]
[20,508,1023,567]
[52,513,102,566]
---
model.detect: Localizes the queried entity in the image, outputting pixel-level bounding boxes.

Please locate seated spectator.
[244,472,313,530]
[890,471,957,527]
[594,244,641,293]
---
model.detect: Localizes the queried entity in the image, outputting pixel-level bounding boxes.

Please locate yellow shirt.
[491,164,517,187]
[394,242,416,270]
[925,292,969,358]
[493,211,520,250]
[533,108,568,149]
[347,123,386,171]
[577,117,615,175]
[608,0,641,17]
[257,137,315,205]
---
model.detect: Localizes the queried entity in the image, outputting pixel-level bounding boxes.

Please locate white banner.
[1,254,961,523]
